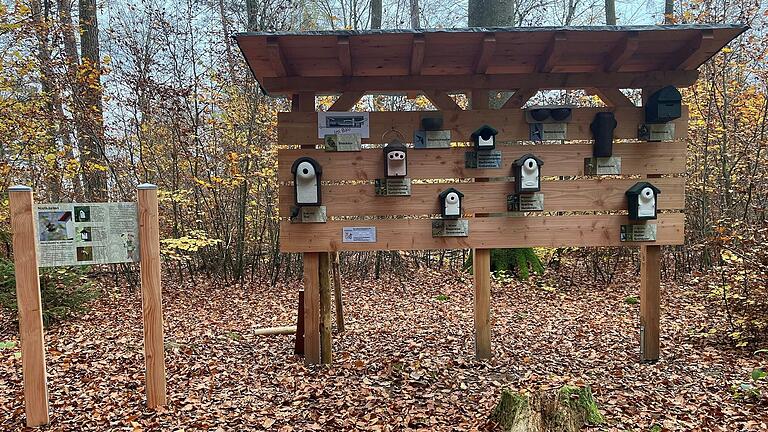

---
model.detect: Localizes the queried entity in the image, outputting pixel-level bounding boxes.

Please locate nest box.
[626,182,661,221]
[471,125,498,151]
[513,154,544,193]
[645,86,682,124]
[291,157,322,206]
[438,188,463,219]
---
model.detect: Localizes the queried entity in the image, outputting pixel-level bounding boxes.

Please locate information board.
[34,202,140,267]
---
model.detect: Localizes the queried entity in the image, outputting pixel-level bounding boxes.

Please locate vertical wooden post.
[294,289,305,355]
[303,252,321,365]
[473,248,491,360]
[640,245,661,361]
[137,184,167,407]
[471,90,489,110]
[332,252,345,333]
[9,185,49,427]
[319,253,332,364]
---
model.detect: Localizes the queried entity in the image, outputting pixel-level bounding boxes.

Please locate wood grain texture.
[138,186,167,408]
[295,289,305,355]
[9,188,49,427]
[278,107,689,145]
[474,249,491,360]
[319,253,332,364]
[640,244,661,361]
[303,253,321,365]
[332,252,345,332]
[278,141,687,182]
[279,213,684,252]
[278,178,684,217]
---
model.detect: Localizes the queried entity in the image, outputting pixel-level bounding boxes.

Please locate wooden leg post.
[474,248,491,360]
[319,253,332,364]
[640,245,661,362]
[332,252,344,333]
[295,289,305,355]
[303,252,321,365]
[137,184,167,407]
[9,186,49,427]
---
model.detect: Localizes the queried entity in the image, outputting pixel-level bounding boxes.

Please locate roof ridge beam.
[537,32,567,73]
[604,32,639,72]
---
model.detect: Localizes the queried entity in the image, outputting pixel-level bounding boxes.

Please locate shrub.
[0,258,98,327]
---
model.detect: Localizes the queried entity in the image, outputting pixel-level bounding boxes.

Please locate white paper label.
[342,227,377,243]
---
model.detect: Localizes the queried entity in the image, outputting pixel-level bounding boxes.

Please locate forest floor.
[1,264,767,431]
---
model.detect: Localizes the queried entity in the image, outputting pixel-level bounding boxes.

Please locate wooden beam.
[604,32,639,72]
[337,36,352,76]
[422,90,462,110]
[294,289,305,355]
[319,253,332,364]
[410,34,425,75]
[591,88,636,107]
[303,253,320,365]
[332,252,344,332]
[138,184,167,408]
[471,90,489,110]
[267,36,289,77]
[262,70,701,93]
[502,88,537,109]
[474,248,491,359]
[473,34,496,74]
[279,213,685,252]
[293,92,315,114]
[667,30,715,70]
[9,186,49,427]
[537,32,566,73]
[328,92,364,111]
[640,244,661,361]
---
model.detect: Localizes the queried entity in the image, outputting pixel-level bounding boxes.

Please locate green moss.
[558,386,604,425]
[625,296,639,305]
[490,388,528,430]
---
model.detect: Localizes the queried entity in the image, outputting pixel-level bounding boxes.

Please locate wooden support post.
[294,289,305,355]
[303,252,321,365]
[332,252,345,332]
[319,253,332,364]
[640,245,661,361]
[471,90,489,110]
[473,248,491,360]
[9,185,49,427]
[137,184,167,408]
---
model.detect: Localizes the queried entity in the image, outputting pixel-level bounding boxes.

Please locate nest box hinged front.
[507,154,545,212]
[621,182,661,242]
[432,188,469,237]
[584,111,621,175]
[290,157,327,223]
[638,86,681,142]
[375,137,412,196]
[414,115,451,149]
[465,125,502,169]
[525,106,572,141]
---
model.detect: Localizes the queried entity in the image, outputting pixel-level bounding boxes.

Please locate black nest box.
[512,154,544,193]
[626,182,661,221]
[590,112,617,157]
[383,140,408,178]
[471,125,498,151]
[645,86,682,124]
[438,188,463,219]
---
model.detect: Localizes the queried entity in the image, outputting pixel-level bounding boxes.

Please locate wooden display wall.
[277,107,686,253]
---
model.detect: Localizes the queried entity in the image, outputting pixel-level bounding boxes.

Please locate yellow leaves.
[721,249,743,264]
[160,230,221,260]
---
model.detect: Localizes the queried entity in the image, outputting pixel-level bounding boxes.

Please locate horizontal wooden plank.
[278,107,689,145]
[279,213,684,252]
[278,177,684,217]
[277,141,687,182]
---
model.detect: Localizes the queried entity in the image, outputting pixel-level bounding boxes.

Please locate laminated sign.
[35,202,140,267]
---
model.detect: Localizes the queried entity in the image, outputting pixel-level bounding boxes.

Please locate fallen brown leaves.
[1,265,767,430]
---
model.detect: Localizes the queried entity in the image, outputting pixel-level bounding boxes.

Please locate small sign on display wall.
[342,227,377,243]
[35,202,139,267]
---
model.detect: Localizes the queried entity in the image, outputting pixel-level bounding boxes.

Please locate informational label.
[432,219,469,237]
[374,178,412,196]
[291,206,327,223]
[465,150,503,169]
[318,112,369,138]
[530,123,567,141]
[507,193,545,212]
[620,224,658,242]
[324,133,361,152]
[414,130,451,148]
[584,157,622,175]
[35,202,139,267]
[638,123,675,142]
[342,226,377,243]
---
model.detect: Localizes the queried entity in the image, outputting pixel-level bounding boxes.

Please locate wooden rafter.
[502,88,538,109]
[422,90,462,110]
[410,34,425,75]
[590,88,636,107]
[337,36,352,76]
[473,33,496,74]
[329,91,364,111]
[668,29,715,70]
[537,32,566,73]
[267,37,290,77]
[604,32,639,72]
[263,70,700,94]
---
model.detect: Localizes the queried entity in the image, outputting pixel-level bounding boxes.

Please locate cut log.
[490,386,604,432]
[254,326,296,336]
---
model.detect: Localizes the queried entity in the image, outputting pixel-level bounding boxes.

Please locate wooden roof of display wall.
[234,24,747,94]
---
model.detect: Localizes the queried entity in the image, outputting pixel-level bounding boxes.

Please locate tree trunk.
[370,0,382,29]
[245,0,259,31]
[468,0,514,27]
[410,0,420,29]
[491,386,604,432]
[605,0,617,25]
[57,0,82,199]
[78,0,107,201]
[664,0,674,24]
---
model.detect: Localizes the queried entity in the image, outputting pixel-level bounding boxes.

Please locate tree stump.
[490,386,604,432]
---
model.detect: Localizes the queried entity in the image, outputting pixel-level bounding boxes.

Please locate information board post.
[9,185,50,427]
[137,184,167,407]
